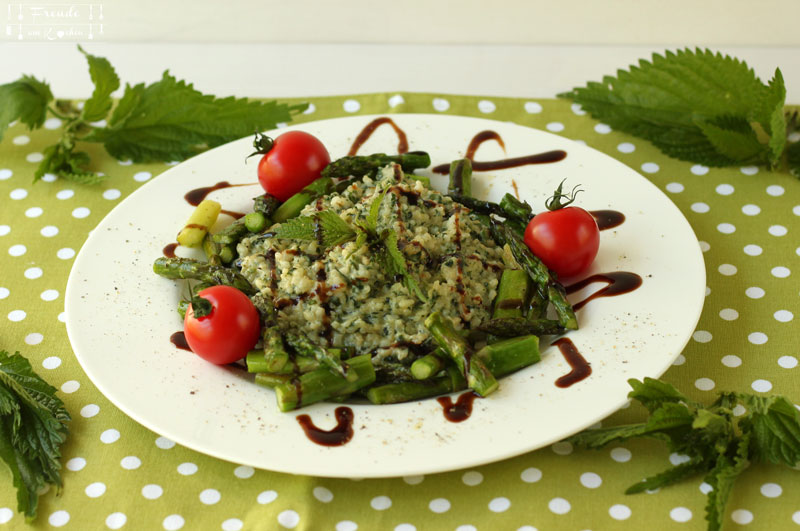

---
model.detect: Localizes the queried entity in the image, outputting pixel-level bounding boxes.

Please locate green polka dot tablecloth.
[1,93,799,531]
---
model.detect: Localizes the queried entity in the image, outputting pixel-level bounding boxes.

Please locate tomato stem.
[185,283,213,318]
[545,179,583,211]
[246,131,275,160]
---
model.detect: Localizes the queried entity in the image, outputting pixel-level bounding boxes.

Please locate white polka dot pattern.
[0,94,797,531]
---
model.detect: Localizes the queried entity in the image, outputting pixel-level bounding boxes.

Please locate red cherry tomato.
[524,207,600,278]
[183,286,260,365]
[256,131,330,201]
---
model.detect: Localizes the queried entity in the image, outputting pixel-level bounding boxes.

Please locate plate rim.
[65,112,706,477]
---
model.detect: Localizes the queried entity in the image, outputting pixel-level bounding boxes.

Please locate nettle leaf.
[643,403,695,449]
[273,211,355,249]
[693,409,735,455]
[273,215,314,239]
[760,70,787,165]
[107,82,144,128]
[704,435,751,531]
[738,395,800,466]
[379,229,427,303]
[695,115,766,164]
[0,75,53,141]
[78,45,120,123]
[34,144,104,185]
[628,378,695,412]
[315,211,357,248]
[559,48,784,168]
[366,186,390,233]
[572,380,800,531]
[625,457,708,494]
[86,71,307,162]
[0,351,70,521]
[567,424,652,449]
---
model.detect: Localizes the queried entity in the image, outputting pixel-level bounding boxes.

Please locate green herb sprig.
[0,350,70,522]
[559,48,800,176]
[273,210,357,249]
[0,46,307,184]
[569,378,800,531]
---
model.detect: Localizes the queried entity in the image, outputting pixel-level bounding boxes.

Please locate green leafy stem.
[0,45,307,184]
[559,48,800,177]
[569,378,800,531]
[0,350,70,522]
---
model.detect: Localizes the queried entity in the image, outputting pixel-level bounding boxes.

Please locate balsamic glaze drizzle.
[170,331,191,351]
[296,406,355,446]
[590,210,626,231]
[162,242,179,258]
[565,272,643,311]
[349,117,409,155]
[552,337,591,388]
[437,391,479,422]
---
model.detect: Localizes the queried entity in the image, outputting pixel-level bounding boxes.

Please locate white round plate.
[66,114,705,478]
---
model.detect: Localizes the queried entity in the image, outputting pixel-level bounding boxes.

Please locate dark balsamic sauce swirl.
[432,138,566,174]
[184,181,250,219]
[349,117,409,156]
[437,391,479,422]
[565,272,643,311]
[162,242,179,258]
[590,210,625,231]
[170,331,191,351]
[184,181,249,205]
[552,337,591,388]
[296,406,355,446]
[465,130,505,159]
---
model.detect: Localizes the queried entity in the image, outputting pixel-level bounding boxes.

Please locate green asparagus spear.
[526,291,548,320]
[476,335,540,376]
[321,151,431,180]
[448,158,472,197]
[253,193,281,217]
[245,349,270,373]
[479,317,566,337]
[202,234,235,265]
[490,219,578,330]
[448,194,506,217]
[367,364,467,404]
[410,350,448,380]
[201,234,222,266]
[367,378,454,405]
[492,269,531,320]
[271,177,334,223]
[284,334,355,382]
[334,177,359,193]
[254,372,293,388]
[153,257,256,295]
[177,199,221,247]
[274,354,376,411]
[375,362,416,383]
[247,349,321,374]
[499,193,533,224]
[548,283,577,329]
[244,211,268,233]
[262,327,289,372]
[217,245,235,265]
[487,269,532,343]
[424,312,498,397]
[506,218,528,240]
[211,218,248,245]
